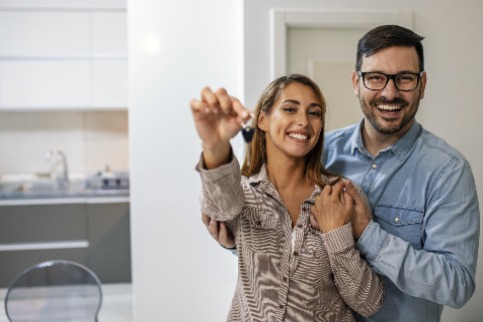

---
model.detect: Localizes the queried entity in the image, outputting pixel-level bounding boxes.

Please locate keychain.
[241,113,255,143]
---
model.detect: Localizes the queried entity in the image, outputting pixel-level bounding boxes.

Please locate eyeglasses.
[357,71,423,92]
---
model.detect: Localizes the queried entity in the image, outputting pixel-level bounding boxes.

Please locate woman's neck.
[266,156,310,192]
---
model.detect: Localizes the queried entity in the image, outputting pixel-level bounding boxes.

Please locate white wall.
[129,0,483,321]
[128,0,241,321]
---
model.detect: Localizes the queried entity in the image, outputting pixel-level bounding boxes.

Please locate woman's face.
[258,82,323,160]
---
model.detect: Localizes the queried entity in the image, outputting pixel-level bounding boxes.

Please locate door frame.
[270,9,413,78]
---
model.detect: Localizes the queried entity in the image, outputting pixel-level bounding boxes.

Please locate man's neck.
[361,119,412,157]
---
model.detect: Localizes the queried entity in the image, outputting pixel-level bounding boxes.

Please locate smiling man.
[323,25,480,321]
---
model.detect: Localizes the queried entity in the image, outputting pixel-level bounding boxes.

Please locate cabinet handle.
[0,240,89,252]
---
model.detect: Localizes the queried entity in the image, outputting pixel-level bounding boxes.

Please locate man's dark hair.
[356,25,425,72]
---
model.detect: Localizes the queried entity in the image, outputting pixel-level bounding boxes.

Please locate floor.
[0,283,133,322]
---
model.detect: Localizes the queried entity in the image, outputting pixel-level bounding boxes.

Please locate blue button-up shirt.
[323,120,480,322]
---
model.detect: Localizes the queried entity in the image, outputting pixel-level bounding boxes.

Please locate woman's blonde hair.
[241,74,339,187]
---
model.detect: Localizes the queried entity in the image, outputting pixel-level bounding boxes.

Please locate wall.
[128,0,241,321]
[0,111,129,177]
[128,0,483,321]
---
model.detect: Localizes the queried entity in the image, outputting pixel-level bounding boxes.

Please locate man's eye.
[367,75,384,82]
[398,75,416,82]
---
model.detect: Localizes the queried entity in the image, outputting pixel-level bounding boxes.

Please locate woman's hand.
[191,87,251,168]
[310,181,353,233]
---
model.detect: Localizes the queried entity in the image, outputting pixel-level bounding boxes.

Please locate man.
[203,25,480,321]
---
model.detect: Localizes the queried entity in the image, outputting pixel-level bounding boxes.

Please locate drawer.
[0,204,87,243]
[0,248,88,288]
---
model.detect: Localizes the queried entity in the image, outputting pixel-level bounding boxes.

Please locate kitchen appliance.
[86,170,129,190]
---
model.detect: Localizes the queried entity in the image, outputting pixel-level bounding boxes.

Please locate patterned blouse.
[197,155,383,322]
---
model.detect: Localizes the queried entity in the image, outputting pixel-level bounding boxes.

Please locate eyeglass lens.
[363,72,420,91]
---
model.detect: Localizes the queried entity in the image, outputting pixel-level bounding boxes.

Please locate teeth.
[378,104,401,111]
[288,133,308,140]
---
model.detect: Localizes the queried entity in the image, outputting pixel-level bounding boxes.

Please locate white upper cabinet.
[0,11,91,57]
[0,60,91,107]
[91,11,127,56]
[0,6,127,111]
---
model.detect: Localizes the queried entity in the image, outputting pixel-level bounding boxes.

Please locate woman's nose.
[296,112,309,126]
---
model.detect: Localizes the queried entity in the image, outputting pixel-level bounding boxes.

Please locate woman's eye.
[283,107,296,113]
[309,110,322,117]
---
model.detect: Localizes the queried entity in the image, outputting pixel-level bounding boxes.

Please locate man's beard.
[360,96,419,135]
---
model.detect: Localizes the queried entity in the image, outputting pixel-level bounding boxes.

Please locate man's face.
[352,46,427,137]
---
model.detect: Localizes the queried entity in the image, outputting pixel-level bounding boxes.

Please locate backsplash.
[0,111,129,177]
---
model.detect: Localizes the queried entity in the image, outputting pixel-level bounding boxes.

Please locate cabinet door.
[0,249,89,288]
[0,204,89,288]
[87,202,131,283]
[0,204,87,243]
[0,60,91,108]
[92,59,128,106]
[91,11,128,56]
[0,11,90,57]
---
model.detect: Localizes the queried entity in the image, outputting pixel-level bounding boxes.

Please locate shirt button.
[283,277,287,282]
[394,217,400,223]
[297,223,303,228]
[256,220,261,226]
[293,251,299,257]
[372,163,377,169]
[279,304,284,309]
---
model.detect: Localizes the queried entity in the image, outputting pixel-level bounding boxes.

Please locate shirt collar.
[350,119,422,161]
[247,163,323,202]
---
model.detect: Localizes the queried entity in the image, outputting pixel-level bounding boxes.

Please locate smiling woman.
[191,74,383,322]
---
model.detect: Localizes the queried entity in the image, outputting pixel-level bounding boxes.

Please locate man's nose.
[380,78,400,99]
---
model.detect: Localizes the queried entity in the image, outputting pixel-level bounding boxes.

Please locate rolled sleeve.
[196,153,244,221]
[320,223,354,254]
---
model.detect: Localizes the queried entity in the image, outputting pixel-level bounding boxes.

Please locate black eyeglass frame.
[357,71,424,92]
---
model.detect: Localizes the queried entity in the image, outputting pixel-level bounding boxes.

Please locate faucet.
[44,149,69,187]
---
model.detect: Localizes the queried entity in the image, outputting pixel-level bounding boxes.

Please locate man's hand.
[201,213,236,249]
[343,180,372,239]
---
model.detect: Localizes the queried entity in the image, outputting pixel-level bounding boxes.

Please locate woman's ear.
[258,111,268,132]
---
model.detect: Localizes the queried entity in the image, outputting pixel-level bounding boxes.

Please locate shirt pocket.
[240,208,283,254]
[374,205,424,249]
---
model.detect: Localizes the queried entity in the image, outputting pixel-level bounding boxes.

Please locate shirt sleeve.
[356,159,480,308]
[195,152,245,222]
[321,223,384,317]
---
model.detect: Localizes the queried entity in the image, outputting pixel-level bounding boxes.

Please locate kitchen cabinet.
[0,6,127,111]
[87,202,131,284]
[0,201,131,287]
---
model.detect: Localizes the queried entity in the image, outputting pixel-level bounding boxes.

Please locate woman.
[191,74,383,321]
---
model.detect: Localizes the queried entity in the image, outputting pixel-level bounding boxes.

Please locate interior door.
[287,27,366,131]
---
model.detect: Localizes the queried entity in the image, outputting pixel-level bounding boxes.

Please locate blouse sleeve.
[321,223,384,317]
[196,151,245,222]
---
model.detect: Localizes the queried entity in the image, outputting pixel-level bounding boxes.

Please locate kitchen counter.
[0,181,129,206]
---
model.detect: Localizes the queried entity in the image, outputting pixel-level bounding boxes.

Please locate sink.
[14,181,58,192]
[0,179,129,200]
[0,180,83,197]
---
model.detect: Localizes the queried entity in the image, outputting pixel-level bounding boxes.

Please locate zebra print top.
[198,156,384,322]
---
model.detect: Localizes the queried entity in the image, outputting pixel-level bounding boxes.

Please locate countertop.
[0,180,129,206]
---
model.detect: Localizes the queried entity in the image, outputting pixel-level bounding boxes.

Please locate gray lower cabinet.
[0,202,131,288]
[87,202,131,284]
